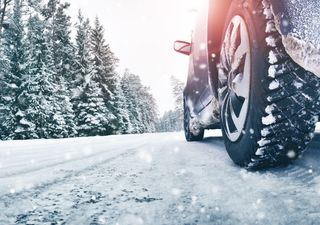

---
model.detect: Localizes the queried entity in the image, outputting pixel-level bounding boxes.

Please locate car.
[174,0,320,169]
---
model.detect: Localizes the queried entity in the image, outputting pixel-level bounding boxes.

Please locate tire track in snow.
[0,144,144,201]
[63,136,174,225]
[0,144,139,179]
[0,137,151,179]
[0,147,143,225]
[11,136,173,225]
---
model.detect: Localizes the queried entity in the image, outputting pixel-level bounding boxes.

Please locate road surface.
[1,127,320,225]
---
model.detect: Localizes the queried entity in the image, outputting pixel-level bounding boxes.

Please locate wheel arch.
[207,0,233,97]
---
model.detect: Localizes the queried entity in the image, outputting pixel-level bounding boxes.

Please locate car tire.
[218,0,320,169]
[184,100,204,142]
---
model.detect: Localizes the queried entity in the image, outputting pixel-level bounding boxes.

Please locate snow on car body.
[272,0,320,77]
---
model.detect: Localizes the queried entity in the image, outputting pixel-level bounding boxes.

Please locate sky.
[68,0,202,115]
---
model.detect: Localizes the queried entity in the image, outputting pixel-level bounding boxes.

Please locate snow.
[268,66,277,78]
[265,36,276,47]
[287,150,297,159]
[261,128,270,137]
[302,93,312,101]
[1,130,320,224]
[293,81,303,89]
[199,64,207,70]
[265,104,275,114]
[268,80,280,90]
[263,7,273,20]
[266,20,276,33]
[258,138,271,147]
[262,114,276,125]
[271,0,320,77]
[268,50,278,64]
[255,148,264,156]
[19,118,35,128]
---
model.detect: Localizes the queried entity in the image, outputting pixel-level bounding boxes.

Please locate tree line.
[0,0,158,140]
[156,76,184,132]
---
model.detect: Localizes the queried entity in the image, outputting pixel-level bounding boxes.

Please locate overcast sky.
[68,0,201,115]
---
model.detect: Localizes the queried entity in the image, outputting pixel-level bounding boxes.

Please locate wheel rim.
[219,15,251,142]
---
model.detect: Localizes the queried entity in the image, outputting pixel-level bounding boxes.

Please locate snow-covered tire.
[184,100,204,142]
[218,0,320,169]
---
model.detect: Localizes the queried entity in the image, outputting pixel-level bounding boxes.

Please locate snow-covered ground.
[1,126,320,225]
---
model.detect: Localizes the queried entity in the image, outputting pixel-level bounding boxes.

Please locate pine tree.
[113,77,131,134]
[0,0,26,140]
[121,71,141,133]
[51,1,74,85]
[16,14,58,139]
[72,10,93,134]
[26,0,77,138]
[170,75,184,131]
[76,80,115,136]
[0,47,13,139]
[156,76,185,132]
[72,10,91,91]
[90,17,119,135]
[121,70,158,134]
[49,1,76,137]
[139,87,157,133]
[170,76,184,113]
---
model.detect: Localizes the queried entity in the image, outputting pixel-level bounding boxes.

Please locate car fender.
[270,0,320,77]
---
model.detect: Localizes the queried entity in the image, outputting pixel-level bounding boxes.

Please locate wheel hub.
[219,15,251,142]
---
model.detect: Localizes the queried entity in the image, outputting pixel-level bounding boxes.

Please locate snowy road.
[1,127,320,225]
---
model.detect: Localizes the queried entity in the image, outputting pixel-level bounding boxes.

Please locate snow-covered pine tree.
[0,0,13,142]
[121,70,157,134]
[0,44,13,139]
[76,79,115,137]
[155,76,184,132]
[156,110,182,132]
[51,1,73,86]
[121,71,142,133]
[72,10,91,92]
[48,0,77,137]
[0,0,27,140]
[139,86,157,133]
[170,75,184,130]
[113,76,132,134]
[90,17,120,135]
[16,12,61,139]
[170,76,184,114]
[72,10,94,135]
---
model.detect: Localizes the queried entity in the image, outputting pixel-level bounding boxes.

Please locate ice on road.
[1,127,320,225]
